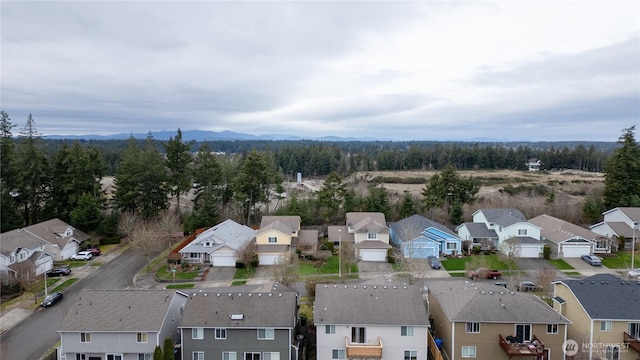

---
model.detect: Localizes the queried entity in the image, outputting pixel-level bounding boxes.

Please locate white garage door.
[360,249,387,262]
[259,254,282,265]
[518,246,541,258]
[212,255,236,267]
[61,245,78,260]
[562,245,592,258]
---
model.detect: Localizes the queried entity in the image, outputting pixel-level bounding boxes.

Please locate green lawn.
[165,283,195,289]
[52,278,78,292]
[441,254,513,271]
[548,259,574,270]
[602,251,639,269]
[298,256,357,275]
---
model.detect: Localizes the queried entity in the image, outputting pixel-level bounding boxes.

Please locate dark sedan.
[41,292,63,307]
[427,256,441,269]
[517,281,542,292]
[46,267,71,277]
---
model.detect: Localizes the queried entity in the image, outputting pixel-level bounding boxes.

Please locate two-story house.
[22,218,91,261]
[530,214,610,258]
[345,212,391,262]
[427,279,570,360]
[389,214,462,258]
[179,290,298,360]
[590,207,640,250]
[0,228,54,284]
[315,283,429,360]
[457,208,544,258]
[255,216,301,265]
[552,274,640,360]
[179,219,257,266]
[58,289,189,360]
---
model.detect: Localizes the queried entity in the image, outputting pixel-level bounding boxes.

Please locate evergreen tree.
[422,165,479,222]
[70,193,105,233]
[317,172,346,223]
[365,186,391,219]
[163,337,174,360]
[0,110,17,187]
[163,129,193,215]
[0,181,22,231]
[603,126,640,208]
[189,142,223,229]
[153,346,163,360]
[397,192,417,219]
[233,150,270,224]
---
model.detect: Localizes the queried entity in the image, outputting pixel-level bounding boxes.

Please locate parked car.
[494,281,508,289]
[46,267,71,277]
[70,251,93,261]
[427,256,441,269]
[41,292,63,307]
[628,268,640,278]
[467,268,502,280]
[85,247,101,256]
[581,254,602,266]
[517,281,542,292]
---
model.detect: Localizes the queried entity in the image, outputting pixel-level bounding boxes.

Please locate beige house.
[255,216,301,265]
[552,274,640,360]
[345,212,391,262]
[529,214,610,258]
[427,279,570,360]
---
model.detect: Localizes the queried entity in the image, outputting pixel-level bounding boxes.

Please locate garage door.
[212,255,236,267]
[518,246,541,258]
[360,249,387,262]
[259,254,283,265]
[562,245,592,258]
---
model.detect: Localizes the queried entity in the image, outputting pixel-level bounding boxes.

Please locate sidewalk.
[0,245,125,335]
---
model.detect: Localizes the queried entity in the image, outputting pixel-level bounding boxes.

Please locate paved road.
[0,249,146,360]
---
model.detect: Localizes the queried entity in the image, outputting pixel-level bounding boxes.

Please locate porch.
[624,331,640,353]
[499,334,545,359]
[345,336,383,359]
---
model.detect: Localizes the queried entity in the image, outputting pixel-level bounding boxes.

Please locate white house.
[179,219,256,266]
[590,207,640,250]
[0,228,54,284]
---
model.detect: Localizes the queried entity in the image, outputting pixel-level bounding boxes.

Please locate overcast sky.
[1,1,639,141]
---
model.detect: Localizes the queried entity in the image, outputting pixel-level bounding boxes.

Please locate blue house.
[389,214,462,258]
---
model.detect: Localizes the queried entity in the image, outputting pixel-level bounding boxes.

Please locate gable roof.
[0,229,48,257]
[180,291,297,328]
[602,207,640,221]
[427,279,570,324]
[59,289,187,332]
[180,219,256,254]
[529,214,599,244]
[257,220,294,236]
[260,216,301,231]
[346,212,387,228]
[476,208,527,227]
[24,218,90,248]
[314,283,428,326]
[457,222,498,239]
[389,214,456,243]
[327,226,354,244]
[553,274,640,321]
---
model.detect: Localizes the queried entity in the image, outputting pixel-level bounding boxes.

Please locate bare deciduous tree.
[237,240,256,272]
[118,211,139,239]
[501,238,521,288]
[129,221,162,263]
[535,268,557,301]
[156,210,182,248]
[391,247,431,285]
[272,255,298,287]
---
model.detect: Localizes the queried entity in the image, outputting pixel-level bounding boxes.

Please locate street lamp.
[338,229,342,279]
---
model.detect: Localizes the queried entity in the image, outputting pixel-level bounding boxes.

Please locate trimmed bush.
[543,245,551,260]
[100,236,121,245]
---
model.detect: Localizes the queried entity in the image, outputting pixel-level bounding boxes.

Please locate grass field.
[601,251,639,269]
[441,254,512,271]
[548,259,574,270]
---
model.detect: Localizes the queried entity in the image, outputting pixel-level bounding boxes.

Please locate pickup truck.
[467,268,502,280]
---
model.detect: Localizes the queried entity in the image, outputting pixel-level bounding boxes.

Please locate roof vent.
[230,314,244,320]
[217,293,221,296]
[363,286,367,289]
[373,286,377,289]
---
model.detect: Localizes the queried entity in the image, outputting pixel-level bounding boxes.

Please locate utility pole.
[632,221,639,270]
[338,229,342,279]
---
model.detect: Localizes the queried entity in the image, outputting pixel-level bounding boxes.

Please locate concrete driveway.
[202,266,237,283]
[357,261,392,273]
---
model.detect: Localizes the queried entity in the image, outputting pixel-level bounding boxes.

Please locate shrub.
[235,261,245,269]
[100,236,121,245]
[543,245,551,260]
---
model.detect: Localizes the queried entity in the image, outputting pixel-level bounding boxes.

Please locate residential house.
[58,289,189,360]
[179,290,298,360]
[527,159,542,172]
[179,219,257,266]
[552,274,640,359]
[427,279,570,360]
[590,207,640,250]
[458,208,544,258]
[314,283,429,360]
[255,216,301,265]
[389,214,462,258]
[530,214,610,258]
[345,212,391,262]
[0,228,53,284]
[22,218,91,261]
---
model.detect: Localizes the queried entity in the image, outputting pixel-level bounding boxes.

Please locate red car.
[85,247,101,256]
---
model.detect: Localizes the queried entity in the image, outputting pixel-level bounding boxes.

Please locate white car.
[628,268,640,279]
[70,251,93,261]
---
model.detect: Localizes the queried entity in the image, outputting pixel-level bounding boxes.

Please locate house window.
[76,355,86,360]
[351,327,366,343]
[9,255,15,263]
[367,232,378,240]
[600,321,612,332]
[465,322,480,333]
[138,355,151,360]
[19,252,26,260]
[461,346,477,358]
[403,350,417,360]
[189,253,198,258]
[628,322,640,339]
[263,353,279,360]
[222,352,237,360]
[401,326,414,336]
[325,325,336,334]
[547,324,558,334]
[518,229,527,236]
[332,349,346,359]
[192,327,204,339]
[80,332,91,343]
[257,328,275,340]
[605,345,620,360]
[447,242,457,250]
[268,237,277,243]
[192,352,204,360]
[106,355,123,360]
[515,324,532,342]
[215,328,227,339]
[244,353,260,360]
[136,332,147,343]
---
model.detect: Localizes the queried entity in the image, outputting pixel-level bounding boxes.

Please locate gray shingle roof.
[257,220,294,236]
[427,279,570,324]
[59,289,186,332]
[314,284,428,326]
[554,274,640,321]
[180,291,297,328]
[504,236,543,244]
[260,216,301,231]
[180,219,256,254]
[458,222,498,239]
[346,212,387,228]
[389,214,455,243]
[0,229,48,256]
[25,218,90,248]
[529,214,599,244]
[328,226,354,244]
[478,208,526,227]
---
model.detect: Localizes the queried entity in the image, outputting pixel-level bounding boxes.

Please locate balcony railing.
[499,334,545,359]
[623,332,640,353]
[345,336,383,359]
